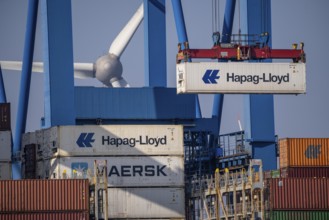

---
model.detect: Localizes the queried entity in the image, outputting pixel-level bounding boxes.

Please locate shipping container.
[0,179,89,212]
[0,103,10,131]
[21,144,37,179]
[39,156,184,187]
[40,125,183,157]
[107,187,185,219]
[268,178,329,210]
[281,167,329,178]
[0,212,89,220]
[0,131,11,161]
[279,138,329,168]
[270,211,329,220]
[176,62,306,94]
[0,162,11,180]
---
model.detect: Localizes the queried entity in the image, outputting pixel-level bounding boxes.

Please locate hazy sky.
[0,0,328,138]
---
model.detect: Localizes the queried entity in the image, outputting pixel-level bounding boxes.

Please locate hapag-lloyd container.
[0,179,89,212]
[41,125,183,157]
[269,178,329,210]
[40,156,184,187]
[177,62,306,94]
[279,138,329,168]
[107,187,185,219]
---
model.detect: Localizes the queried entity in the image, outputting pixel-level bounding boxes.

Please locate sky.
[0,0,328,139]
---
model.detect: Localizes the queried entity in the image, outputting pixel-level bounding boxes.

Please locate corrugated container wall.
[0,103,10,131]
[269,178,329,210]
[279,138,329,168]
[0,212,89,220]
[0,179,89,212]
[107,187,185,219]
[281,167,329,178]
[270,211,329,220]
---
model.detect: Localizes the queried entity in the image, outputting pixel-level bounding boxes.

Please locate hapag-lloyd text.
[102,135,167,147]
[227,72,290,84]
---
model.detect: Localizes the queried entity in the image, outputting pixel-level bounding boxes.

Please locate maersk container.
[269,178,329,210]
[107,187,185,219]
[176,62,306,94]
[281,167,329,178]
[270,211,329,220]
[279,138,329,168]
[0,131,11,161]
[0,162,11,180]
[0,179,89,212]
[40,156,184,187]
[41,125,183,157]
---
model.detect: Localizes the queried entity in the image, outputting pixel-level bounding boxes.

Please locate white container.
[41,125,183,157]
[0,131,11,161]
[177,62,306,94]
[0,162,12,179]
[42,156,184,187]
[107,187,185,219]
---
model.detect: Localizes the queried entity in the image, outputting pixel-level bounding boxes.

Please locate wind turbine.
[0,3,144,88]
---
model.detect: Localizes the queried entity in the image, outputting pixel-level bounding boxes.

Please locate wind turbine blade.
[109,3,143,57]
[111,78,130,88]
[73,63,95,79]
[0,61,43,73]
[0,61,95,79]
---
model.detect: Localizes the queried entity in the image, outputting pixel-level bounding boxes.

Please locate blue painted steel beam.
[144,0,167,87]
[12,0,39,179]
[171,0,201,118]
[241,0,276,171]
[0,66,7,103]
[41,0,75,128]
[212,0,236,133]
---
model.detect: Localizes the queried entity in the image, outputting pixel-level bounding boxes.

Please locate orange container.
[279,138,329,168]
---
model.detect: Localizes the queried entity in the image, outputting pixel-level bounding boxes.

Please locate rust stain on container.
[0,104,10,131]
[269,178,329,210]
[279,138,329,168]
[0,212,89,220]
[0,179,89,212]
[281,167,329,178]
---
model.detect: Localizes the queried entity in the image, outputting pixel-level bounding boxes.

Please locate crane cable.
[212,0,221,45]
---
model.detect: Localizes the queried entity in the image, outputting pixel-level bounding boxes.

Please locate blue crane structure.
[0,0,279,179]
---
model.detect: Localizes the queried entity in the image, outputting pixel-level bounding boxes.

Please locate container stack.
[21,125,186,219]
[0,103,11,180]
[0,179,90,219]
[265,138,329,220]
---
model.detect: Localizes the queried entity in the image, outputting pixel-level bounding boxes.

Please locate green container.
[270,211,329,220]
[271,169,280,178]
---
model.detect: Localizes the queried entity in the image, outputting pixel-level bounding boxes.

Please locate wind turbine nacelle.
[95,54,123,87]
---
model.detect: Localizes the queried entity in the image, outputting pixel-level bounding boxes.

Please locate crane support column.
[241,0,277,171]
[41,0,75,128]
[212,0,236,133]
[144,0,167,87]
[12,0,39,179]
[0,66,7,103]
[171,0,201,118]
